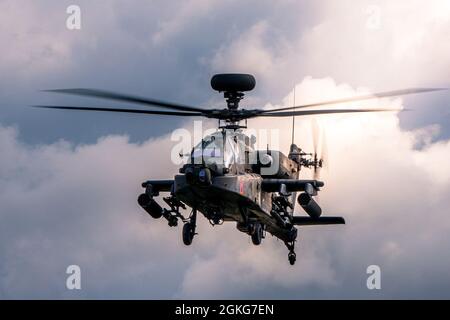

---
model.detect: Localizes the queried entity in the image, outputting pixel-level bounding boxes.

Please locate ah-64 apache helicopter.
[36,74,444,265]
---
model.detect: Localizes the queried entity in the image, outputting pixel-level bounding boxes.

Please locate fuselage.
[174,173,294,241]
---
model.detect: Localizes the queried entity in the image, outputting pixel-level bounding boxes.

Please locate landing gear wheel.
[251,223,263,245]
[182,222,195,245]
[288,252,296,265]
[183,209,197,246]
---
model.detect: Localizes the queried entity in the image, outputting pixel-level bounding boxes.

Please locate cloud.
[299,0,450,88]
[0,1,72,77]
[151,0,222,45]
[207,0,450,137]
[1,0,448,144]
[209,0,450,90]
[1,77,449,298]
[0,125,191,298]
[211,21,278,76]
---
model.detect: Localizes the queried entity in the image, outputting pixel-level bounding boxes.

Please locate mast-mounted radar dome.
[211,73,256,110]
[210,74,256,93]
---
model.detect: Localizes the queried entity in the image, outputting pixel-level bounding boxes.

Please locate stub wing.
[142,180,174,194]
[292,216,345,226]
[261,179,324,193]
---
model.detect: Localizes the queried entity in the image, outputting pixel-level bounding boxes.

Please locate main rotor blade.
[43,88,209,113]
[263,88,447,113]
[259,108,400,117]
[33,105,204,117]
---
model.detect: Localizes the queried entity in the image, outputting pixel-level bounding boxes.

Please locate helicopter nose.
[184,166,212,186]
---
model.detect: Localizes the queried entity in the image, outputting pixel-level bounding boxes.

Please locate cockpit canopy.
[189,130,299,179]
[191,131,251,174]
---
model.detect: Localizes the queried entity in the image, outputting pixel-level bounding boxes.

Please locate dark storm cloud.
[0,129,190,298]
[2,0,447,143]
[0,0,317,144]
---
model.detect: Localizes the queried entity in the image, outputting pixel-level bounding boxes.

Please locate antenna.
[291,86,296,145]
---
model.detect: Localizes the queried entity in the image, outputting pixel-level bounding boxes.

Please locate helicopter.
[35,74,445,265]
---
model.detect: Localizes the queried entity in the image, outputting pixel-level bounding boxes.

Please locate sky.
[0,0,449,299]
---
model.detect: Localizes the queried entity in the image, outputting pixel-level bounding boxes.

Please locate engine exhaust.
[297,193,322,219]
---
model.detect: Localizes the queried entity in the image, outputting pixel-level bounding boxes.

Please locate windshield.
[191,130,252,174]
[191,132,224,168]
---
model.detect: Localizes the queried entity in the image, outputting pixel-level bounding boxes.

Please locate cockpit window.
[191,130,251,174]
[191,132,224,168]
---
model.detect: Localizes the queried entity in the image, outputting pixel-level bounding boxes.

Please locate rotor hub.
[224,91,244,110]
